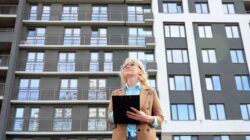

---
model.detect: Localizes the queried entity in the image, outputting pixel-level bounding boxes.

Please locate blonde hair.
[119,58,149,87]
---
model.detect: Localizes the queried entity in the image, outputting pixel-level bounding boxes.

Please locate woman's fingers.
[130,107,140,113]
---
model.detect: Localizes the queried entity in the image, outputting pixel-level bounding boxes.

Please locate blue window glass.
[240,104,250,120]
[173,136,198,140]
[178,105,188,120]
[214,136,230,140]
[209,104,226,120]
[169,76,192,91]
[235,76,250,91]
[246,136,250,140]
[171,104,195,120]
[213,76,221,91]
[230,50,244,63]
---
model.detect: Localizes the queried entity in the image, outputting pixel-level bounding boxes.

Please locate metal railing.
[14,87,159,101]
[0,28,14,32]
[0,55,10,67]
[8,118,113,131]
[0,83,5,96]
[24,10,153,22]
[0,5,17,15]
[16,59,155,72]
[14,88,115,100]
[20,34,154,46]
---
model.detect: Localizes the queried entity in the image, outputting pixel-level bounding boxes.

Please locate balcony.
[26,0,152,4]
[0,5,16,17]
[15,60,157,75]
[0,55,9,69]
[244,0,250,13]
[12,88,114,102]
[8,118,113,133]
[0,83,5,99]
[23,10,153,26]
[19,34,155,49]
[0,28,14,42]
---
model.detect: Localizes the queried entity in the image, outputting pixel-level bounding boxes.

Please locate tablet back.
[112,95,140,124]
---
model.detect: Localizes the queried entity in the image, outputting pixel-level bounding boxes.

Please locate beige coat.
[107,85,164,140]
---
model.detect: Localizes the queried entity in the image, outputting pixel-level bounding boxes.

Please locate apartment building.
[0,0,250,140]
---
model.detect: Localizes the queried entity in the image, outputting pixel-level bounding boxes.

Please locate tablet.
[112,95,140,124]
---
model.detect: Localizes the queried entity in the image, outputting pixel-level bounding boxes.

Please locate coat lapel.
[139,85,149,110]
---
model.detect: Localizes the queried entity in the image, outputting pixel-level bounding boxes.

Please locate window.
[53,108,72,131]
[29,5,37,20]
[128,28,152,45]
[205,75,221,91]
[91,28,107,45]
[214,136,230,140]
[225,26,240,38]
[28,108,39,131]
[173,136,198,140]
[41,5,50,20]
[240,104,250,120]
[26,28,46,44]
[202,49,217,63]
[230,50,245,63]
[59,79,77,100]
[169,75,192,91]
[128,6,149,21]
[14,108,24,131]
[89,79,106,100]
[26,52,44,72]
[195,3,209,14]
[90,52,99,71]
[163,2,182,13]
[209,104,226,120]
[148,78,156,88]
[165,25,185,38]
[171,104,195,120]
[62,5,78,20]
[88,107,107,130]
[246,136,250,140]
[18,79,40,100]
[104,52,113,72]
[92,6,107,21]
[129,51,154,69]
[198,25,213,38]
[235,75,250,91]
[167,49,188,63]
[223,3,235,14]
[58,52,75,72]
[64,28,80,45]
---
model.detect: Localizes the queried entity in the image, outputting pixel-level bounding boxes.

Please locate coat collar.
[117,84,149,109]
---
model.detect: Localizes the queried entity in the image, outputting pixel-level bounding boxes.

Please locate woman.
[107,58,164,140]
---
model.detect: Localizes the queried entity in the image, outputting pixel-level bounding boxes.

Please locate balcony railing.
[0,5,17,15]
[0,55,10,67]
[16,59,156,72]
[0,83,5,97]
[0,29,14,42]
[14,88,115,101]
[8,118,112,132]
[24,10,153,22]
[20,34,155,47]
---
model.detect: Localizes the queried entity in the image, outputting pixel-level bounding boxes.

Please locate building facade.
[0,0,250,140]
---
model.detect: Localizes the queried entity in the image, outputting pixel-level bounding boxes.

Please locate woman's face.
[122,62,141,79]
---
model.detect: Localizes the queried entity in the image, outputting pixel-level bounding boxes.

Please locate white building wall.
[152,0,250,139]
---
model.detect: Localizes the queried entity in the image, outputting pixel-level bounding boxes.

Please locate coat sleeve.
[107,90,115,125]
[151,88,164,125]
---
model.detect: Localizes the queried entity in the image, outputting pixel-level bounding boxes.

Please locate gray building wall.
[193,23,250,120]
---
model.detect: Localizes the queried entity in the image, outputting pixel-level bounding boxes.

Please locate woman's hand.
[126,107,154,124]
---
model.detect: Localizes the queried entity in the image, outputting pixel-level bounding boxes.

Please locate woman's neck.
[127,78,139,88]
